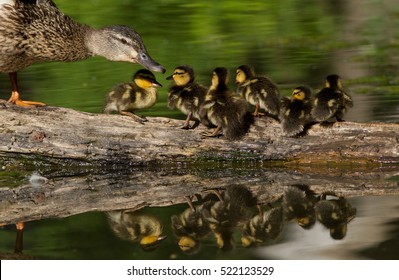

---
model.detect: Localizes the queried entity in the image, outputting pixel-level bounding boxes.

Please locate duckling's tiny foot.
[139,115,148,121]
[320,121,335,128]
[120,111,147,124]
[201,131,222,138]
[181,125,190,130]
[253,112,265,117]
[134,118,147,125]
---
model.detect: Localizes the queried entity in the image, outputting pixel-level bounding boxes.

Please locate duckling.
[166,65,208,129]
[202,185,257,250]
[311,74,354,122]
[0,0,165,107]
[282,186,317,229]
[199,67,253,140]
[235,65,280,119]
[171,196,212,254]
[106,210,166,251]
[241,206,284,247]
[315,195,357,240]
[280,86,313,136]
[103,69,162,123]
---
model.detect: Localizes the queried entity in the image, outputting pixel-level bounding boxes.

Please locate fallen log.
[0,104,398,165]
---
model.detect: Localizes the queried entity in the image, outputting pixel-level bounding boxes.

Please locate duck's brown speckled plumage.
[0,0,165,106]
[0,0,90,72]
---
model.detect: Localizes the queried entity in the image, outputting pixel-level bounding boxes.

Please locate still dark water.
[1,0,399,260]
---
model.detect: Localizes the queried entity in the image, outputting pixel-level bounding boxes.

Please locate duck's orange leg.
[8,72,46,107]
[14,222,24,254]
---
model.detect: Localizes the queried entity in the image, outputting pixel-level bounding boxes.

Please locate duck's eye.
[120,38,128,45]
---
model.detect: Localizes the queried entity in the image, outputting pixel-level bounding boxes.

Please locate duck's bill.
[152,81,163,87]
[136,52,166,74]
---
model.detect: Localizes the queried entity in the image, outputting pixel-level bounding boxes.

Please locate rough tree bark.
[0,105,398,165]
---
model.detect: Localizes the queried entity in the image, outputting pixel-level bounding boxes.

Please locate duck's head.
[166,65,195,86]
[241,235,256,248]
[211,67,229,90]
[133,69,162,89]
[178,236,201,254]
[139,235,167,251]
[235,65,255,85]
[292,86,312,101]
[325,74,342,89]
[88,25,166,73]
[215,231,234,251]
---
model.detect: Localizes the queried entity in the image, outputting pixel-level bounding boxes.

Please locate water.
[1,0,399,260]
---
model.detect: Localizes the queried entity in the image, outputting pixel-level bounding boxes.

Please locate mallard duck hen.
[0,0,165,107]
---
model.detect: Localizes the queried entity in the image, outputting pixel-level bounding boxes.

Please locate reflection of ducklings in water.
[106,210,166,251]
[311,74,353,123]
[282,186,317,229]
[235,65,280,118]
[280,86,313,136]
[241,206,284,247]
[166,65,208,129]
[171,197,212,254]
[199,67,253,140]
[315,195,357,240]
[202,185,257,250]
[103,69,162,124]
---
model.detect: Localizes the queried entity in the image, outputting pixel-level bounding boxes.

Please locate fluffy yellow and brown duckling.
[280,86,313,136]
[311,74,354,122]
[282,186,317,229]
[241,206,284,248]
[202,185,257,250]
[199,67,253,140]
[106,210,166,251]
[235,65,280,118]
[166,65,208,129]
[171,196,212,254]
[0,0,165,107]
[315,195,356,240]
[103,69,162,123]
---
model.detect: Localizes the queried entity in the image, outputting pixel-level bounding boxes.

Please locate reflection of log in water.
[0,166,398,226]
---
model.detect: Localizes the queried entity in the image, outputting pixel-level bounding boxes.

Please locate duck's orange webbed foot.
[8,91,46,107]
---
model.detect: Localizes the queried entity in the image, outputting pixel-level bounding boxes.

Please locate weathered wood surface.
[0,105,398,164]
[0,105,399,226]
